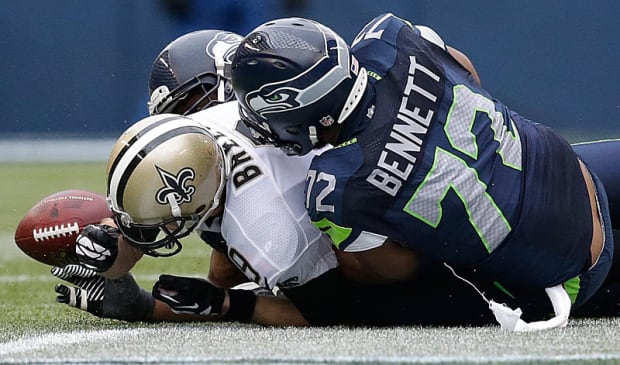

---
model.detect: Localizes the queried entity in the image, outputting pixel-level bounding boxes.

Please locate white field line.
[1,327,619,364]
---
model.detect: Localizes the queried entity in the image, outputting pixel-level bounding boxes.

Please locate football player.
[231,15,616,329]
[51,29,314,325]
[53,27,617,328]
[51,29,541,327]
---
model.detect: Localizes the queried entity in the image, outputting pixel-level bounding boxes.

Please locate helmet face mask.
[148,72,223,115]
[238,104,305,155]
[148,30,242,116]
[232,18,359,156]
[111,205,198,257]
[107,114,227,257]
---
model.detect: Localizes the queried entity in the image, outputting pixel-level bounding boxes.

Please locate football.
[14,189,113,266]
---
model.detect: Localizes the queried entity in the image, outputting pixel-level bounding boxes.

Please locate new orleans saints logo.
[155,166,196,205]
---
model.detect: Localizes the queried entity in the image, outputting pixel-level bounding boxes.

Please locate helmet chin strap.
[215,56,226,101]
[337,66,368,124]
[309,126,319,145]
[166,193,182,218]
[195,143,229,230]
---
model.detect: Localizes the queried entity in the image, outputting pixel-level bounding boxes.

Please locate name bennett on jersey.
[367,55,440,197]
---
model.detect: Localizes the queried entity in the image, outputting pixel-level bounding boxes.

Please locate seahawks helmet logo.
[247,87,302,115]
[244,26,350,119]
[155,166,196,205]
[206,32,242,65]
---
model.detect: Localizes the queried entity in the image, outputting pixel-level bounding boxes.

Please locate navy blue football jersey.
[306,14,595,289]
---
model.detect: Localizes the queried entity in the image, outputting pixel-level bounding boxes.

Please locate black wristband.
[104,274,155,322]
[225,289,257,323]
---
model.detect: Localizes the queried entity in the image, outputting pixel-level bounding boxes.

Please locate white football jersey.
[191,101,338,290]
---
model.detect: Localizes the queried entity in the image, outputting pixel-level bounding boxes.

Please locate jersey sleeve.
[351,14,450,80]
[193,102,338,290]
[306,143,390,252]
[220,148,338,290]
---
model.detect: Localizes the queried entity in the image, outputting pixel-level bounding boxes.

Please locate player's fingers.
[55,283,89,310]
[65,264,97,278]
[152,280,180,304]
[157,274,204,291]
[156,274,177,286]
[51,265,96,283]
[51,266,68,279]
[54,283,71,304]
[154,274,184,292]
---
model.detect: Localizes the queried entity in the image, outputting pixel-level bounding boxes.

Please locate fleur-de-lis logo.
[155,166,196,205]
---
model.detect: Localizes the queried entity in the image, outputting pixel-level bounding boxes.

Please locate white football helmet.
[106,113,227,256]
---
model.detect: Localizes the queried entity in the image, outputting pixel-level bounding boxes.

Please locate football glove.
[52,264,154,322]
[75,224,120,272]
[152,274,226,316]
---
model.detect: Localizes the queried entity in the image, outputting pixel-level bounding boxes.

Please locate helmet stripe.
[115,126,207,211]
[107,115,179,194]
[109,120,208,212]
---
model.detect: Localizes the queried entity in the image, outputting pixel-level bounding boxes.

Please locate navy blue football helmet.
[231,18,367,156]
[149,30,242,115]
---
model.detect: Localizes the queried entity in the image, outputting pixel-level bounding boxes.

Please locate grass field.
[1,163,620,364]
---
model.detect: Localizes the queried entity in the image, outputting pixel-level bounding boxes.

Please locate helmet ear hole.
[194,204,207,215]
[285,127,301,135]
[273,61,287,70]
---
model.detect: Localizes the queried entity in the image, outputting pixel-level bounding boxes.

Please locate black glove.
[52,264,154,322]
[199,230,228,253]
[152,274,226,315]
[75,224,120,272]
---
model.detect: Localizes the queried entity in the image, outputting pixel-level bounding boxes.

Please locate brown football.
[14,190,112,266]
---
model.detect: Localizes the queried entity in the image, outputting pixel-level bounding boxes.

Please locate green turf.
[2,163,620,364]
[0,162,212,343]
[0,162,107,233]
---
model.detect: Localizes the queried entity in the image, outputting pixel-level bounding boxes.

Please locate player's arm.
[52,264,309,325]
[198,222,250,288]
[207,249,248,288]
[152,274,310,325]
[249,295,310,326]
[415,24,481,86]
[154,287,310,325]
[75,217,144,280]
[334,240,419,283]
[446,46,481,86]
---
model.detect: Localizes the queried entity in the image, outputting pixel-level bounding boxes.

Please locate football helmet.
[148,29,242,115]
[231,17,367,156]
[106,114,227,256]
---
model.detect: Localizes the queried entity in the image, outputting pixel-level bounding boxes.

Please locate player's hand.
[52,264,154,322]
[75,224,120,272]
[52,264,105,316]
[152,274,226,316]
